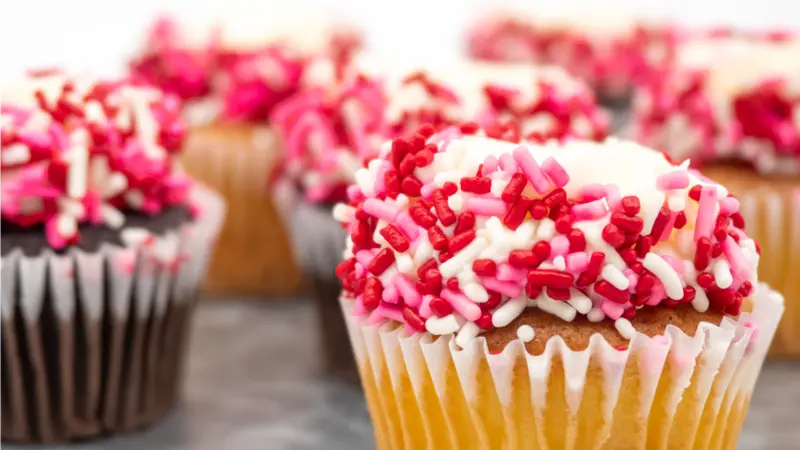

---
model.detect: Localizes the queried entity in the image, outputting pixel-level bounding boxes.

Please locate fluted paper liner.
[341,284,784,449]
[1,186,225,443]
[182,123,300,295]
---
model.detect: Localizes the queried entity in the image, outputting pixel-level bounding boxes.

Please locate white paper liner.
[0,185,225,443]
[341,283,784,449]
[273,178,346,279]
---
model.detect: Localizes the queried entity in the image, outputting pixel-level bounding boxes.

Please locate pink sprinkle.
[356,249,376,269]
[420,183,437,199]
[646,284,666,306]
[661,254,685,277]
[396,212,420,241]
[382,285,400,303]
[550,236,570,256]
[513,145,551,193]
[694,186,717,241]
[499,153,518,172]
[395,275,422,308]
[353,296,367,315]
[658,211,677,242]
[441,289,482,321]
[579,183,606,202]
[363,198,400,222]
[571,199,608,221]
[347,185,364,202]
[374,303,403,323]
[482,277,523,298]
[605,184,622,210]
[566,252,589,273]
[542,156,570,188]
[656,170,690,191]
[719,197,740,216]
[419,295,434,319]
[723,236,751,281]
[374,164,387,195]
[354,263,365,278]
[466,197,507,216]
[600,300,625,320]
[483,155,499,174]
[45,218,67,249]
[496,264,527,283]
[623,269,638,290]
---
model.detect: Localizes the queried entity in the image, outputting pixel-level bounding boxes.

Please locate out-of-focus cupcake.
[465,3,678,102]
[271,59,609,382]
[334,128,783,448]
[130,15,362,296]
[1,73,225,442]
[632,32,800,356]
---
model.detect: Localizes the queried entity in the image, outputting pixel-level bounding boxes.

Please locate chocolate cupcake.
[632,31,800,356]
[0,73,225,442]
[333,128,783,448]
[271,60,608,383]
[130,15,361,296]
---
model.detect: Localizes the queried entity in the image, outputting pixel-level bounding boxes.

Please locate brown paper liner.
[182,123,302,296]
[1,186,224,443]
[701,165,800,357]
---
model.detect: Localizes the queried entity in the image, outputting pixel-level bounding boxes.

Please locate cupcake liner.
[0,186,225,443]
[182,124,301,295]
[341,284,783,449]
[273,180,356,382]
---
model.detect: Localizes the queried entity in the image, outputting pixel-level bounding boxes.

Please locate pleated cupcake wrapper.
[0,186,225,443]
[182,124,301,295]
[341,284,783,449]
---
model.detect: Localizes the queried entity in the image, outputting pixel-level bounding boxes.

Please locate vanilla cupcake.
[130,15,362,295]
[333,127,783,448]
[1,73,225,442]
[632,32,799,356]
[272,61,608,382]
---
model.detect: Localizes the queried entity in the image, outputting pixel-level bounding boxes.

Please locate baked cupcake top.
[334,127,760,347]
[273,60,608,204]
[1,73,192,249]
[634,32,800,174]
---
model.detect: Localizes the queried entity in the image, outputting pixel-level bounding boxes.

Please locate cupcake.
[1,73,225,442]
[130,15,361,295]
[465,5,678,102]
[334,128,783,448]
[272,61,608,383]
[632,32,799,356]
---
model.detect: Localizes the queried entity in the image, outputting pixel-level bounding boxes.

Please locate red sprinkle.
[417,258,438,278]
[509,250,541,268]
[460,176,491,194]
[567,229,586,252]
[532,240,551,261]
[429,296,453,317]
[696,272,715,289]
[335,258,356,279]
[454,212,476,235]
[409,203,437,229]
[543,188,567,208]
[527,269,574,289]
[398,153,417,176]
[446,277,460,291]
[380,224,410,252]
[502,173,528,203]
[674,211,687,229]
[363,277,383,311]
[594,280,631,304]
[619,248,638,266]
[681,286,696,304]
[602,223,626,248]
[431,189,457,226]
[611,213,644,234]
[384,169,401,199]
[738,281,753,297]
[576,272,595,287]
[448,229,476,254]
[482,291,502,310]
[694,237,713,270]
[401,176,423,197]
[555,215,573,234]
[635,235,652,258]
[428,226,449,251]
[529,199,548,220]
[351,219,373,246]
[621,196,641,216]
[711,244,723,258]
[730,212,746,229]
[587,252,605,275]
[403,307,426,332]
[648,207,671,240]
[503,197,532,230]
[368,249,396,275]
[635,273,656,295]
[442,181,458,196]
[475,312,494,330]
[472,259,498,276]
[414,149,435,167]
[546,287,571,301]
[688,184,703,201]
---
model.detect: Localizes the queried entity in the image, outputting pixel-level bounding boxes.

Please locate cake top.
[1,73,192,249]
[334,127,760,346]
[273,59,608,204]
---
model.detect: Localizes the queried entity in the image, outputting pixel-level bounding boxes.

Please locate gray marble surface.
[9,298,799,450]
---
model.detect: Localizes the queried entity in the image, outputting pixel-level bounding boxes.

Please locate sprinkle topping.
[335,127,760,346]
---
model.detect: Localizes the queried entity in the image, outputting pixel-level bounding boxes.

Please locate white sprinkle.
[552,255,567,271]
[567,289,592,314]
[535,218,556,240]
[516,325,535,343]
[464,282,490,303]
[355,169,376,197]
[601,264,630,290]
[58,198,85,218]
[713,259,733,289]
[640,191,666,235]
[101,205,125,229]
[439,237,490,277]
[394,194,410,208]
[490,179,509,197]
[447,194,465,212]
[1,143,31,165]
[84,100,107,123]
[433,171,459,187]
[492,295,528,328]
[413,234,434,265]
[56,214,77,237]
[643,252,684,299]
[125,190,145,209]
[102,173,129,199]
[615,318,636,340]
[121,227,152,247]
[692,286,710,313]
[587,307,605,322]
[511,220,537,247]
[66,144,88,198]
[396,254,414,274]
[537,296,577,322]
[667,193,686,212]
[426,314,461,335]
[332,204,356,222]
[455,322,481,348]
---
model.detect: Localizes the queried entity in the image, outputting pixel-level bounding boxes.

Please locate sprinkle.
[713,259,733,289]
[571,199,608,220]
[516,324,535,343]
[537,295,577,321]
[448,194,465,212]
[527,269,574,289]
[535,218,556,240]
[643,252,684,299]
[600,300,625,320]
[615,318,636,340]
[512,145,551,193]
[483,277,523,298]
[604,183,622,210]
[552,256,567,271]
[2,143,31,165]
[587,307,605,322]
[567,289,592,314]
[656,170,690,191]
[602,264,630,290]
[722,236,751,281]
[455,322,481,347]
[541,157,569,187]
[426,314,460,335]
[694,186,718,241]
[464,282,490,303]
[368,248,396,275]
[566,252,589,273]
[492,295,528,327]
[440,289,482,321]
[439,237,489,277]
[364,198,400,222]
[466,197,507,216]
[100,204,124,229]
